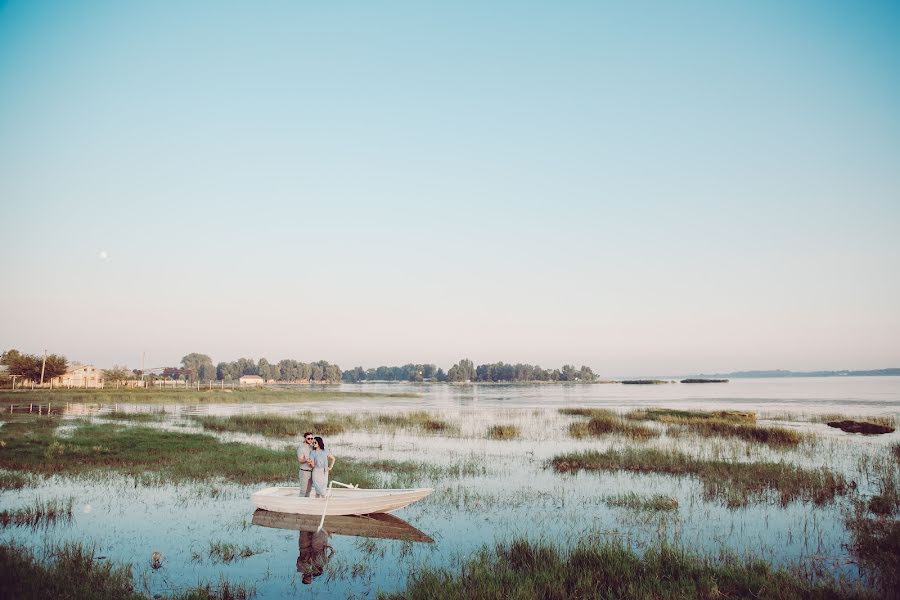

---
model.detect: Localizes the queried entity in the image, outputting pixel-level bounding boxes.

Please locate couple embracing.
[297,432,336,498]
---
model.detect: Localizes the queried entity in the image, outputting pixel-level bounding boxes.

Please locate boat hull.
[251,509,433,542]
[251,486,433,516]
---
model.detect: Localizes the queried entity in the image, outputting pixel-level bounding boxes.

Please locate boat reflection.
[252,510,434,586]
[251,509,434,543]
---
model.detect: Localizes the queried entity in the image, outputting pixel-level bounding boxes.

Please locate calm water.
[1,377,898,598]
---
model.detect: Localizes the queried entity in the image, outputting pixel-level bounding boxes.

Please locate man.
[297,431,314,497]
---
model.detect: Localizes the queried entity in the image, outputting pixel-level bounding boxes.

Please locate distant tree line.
[343,358,596,383]
[176,353,342,383]
[0,349,68,382]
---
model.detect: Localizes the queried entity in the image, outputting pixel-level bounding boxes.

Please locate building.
[53,363,103,388]
[239,374,264,386]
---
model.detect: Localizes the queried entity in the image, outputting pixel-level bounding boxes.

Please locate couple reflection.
[296,529,333,585]
[252,510,433,586]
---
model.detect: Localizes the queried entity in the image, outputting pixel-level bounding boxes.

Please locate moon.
[98,250,109,261]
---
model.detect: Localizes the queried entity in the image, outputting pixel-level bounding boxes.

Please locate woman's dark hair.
[314,436,325,450]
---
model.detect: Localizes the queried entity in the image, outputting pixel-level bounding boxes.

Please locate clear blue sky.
[1,0,899,376]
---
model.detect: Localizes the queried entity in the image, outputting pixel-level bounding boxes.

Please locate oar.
[317,480,359,532]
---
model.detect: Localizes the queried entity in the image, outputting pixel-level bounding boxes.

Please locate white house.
[54,363,103,388]
[239,374,264,386]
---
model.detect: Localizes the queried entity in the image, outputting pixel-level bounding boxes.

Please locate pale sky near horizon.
[1,1,899,376]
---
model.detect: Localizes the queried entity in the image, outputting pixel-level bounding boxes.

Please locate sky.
[1,0,899,376]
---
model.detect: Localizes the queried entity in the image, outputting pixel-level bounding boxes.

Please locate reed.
[103,412,166,422]
[377,538,873,600]
[670,420,803,447]
[625,408,756,423]
[562,409,658,439]
[208,541,264,563]
[0,422,379,487]
[604,492,678,512]
[0,387,417,406]
[845,508,900,594]
[811,414,896,428]
[0,541,256,600]
[551,448,848,507]
[191,410,455,437]
[0,497,74,529]
[486,424,521,439]
[0,470,30,490]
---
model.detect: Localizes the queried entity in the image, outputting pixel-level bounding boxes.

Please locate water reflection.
[251,509,434,543]
[252,510,433,585]
[297,529,332,585]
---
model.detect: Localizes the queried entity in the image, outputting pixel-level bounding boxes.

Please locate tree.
[181,353,215,383]
[1,349,67,382]
[102,365,131,382]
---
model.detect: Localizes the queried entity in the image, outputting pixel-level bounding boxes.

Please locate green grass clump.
[0,541,256,600]
[103,412,167,422]
[673,420,803,448]
[0,470,31,490]
[0,421,378,487]
[0,497,74,529]
[370,411,454,433]
[191,414,346,437]
[377,538,873,600]
[486,424,521,439]
[604,492,678,512]
[208,541,264,563]
[626,408,756,423]
[0,387,417,406]
[564,409,658,440]
[551,448,847,508]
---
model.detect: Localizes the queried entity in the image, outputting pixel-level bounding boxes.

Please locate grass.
[486,424,521,439]
[103,412,167,422]
[0,387,418,406]
[624,408,802,447]
[208,541,265,563]
[0,541,256,599]
[551,448,848,508]
[0,470,31,490]
[0,419,380,487]
[190,414,343,437]
[625,408,756,423]
[604,492,679,512]
[191,410,455,437]
[845,511,900,595]
[561,408,659,440]
[810,414,896,428]
[0,497,74,528]
[377,537,874,600]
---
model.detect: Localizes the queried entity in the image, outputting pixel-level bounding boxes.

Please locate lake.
[1,377,898,598]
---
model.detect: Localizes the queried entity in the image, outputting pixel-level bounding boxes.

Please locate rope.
[316,480,359,532]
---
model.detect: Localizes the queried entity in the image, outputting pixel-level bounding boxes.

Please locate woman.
[307,436,336,498]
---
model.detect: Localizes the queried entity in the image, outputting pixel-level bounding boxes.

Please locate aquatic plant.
[0,470,30,490]
[550,448,848,507]
[485,424,521,439]
[562,408,658,439]
[377,538,874,599]
[669,420,803,447]
[845,507,900,594]
[0,541,257,599]
[603,492,678,512]
[0,496,74,528]
[625,408,755,423]
[207,541,265,563]
[102,412,167,422]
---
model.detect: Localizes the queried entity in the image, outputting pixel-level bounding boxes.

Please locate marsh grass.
[103,412,167,423]
[363,458,486,487]
[377,538,873,600]
[625,408,756,423]
[551,448,848,507]
[0,496,74,528]
[191,410,456,437]
[0,422,379,487]
[561,408,658,440]
[0,541,256,600]
[670,420,804,447]
[0,470,31,490]
[811,414,896,428]
[486,424,521,439]
[845,507,900,594]
[208,541,265,563]
[604,492,678,512]
[0,387,417,406]
[624,408,801,447]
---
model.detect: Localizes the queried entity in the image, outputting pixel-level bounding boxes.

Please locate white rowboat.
[251,486,433,516]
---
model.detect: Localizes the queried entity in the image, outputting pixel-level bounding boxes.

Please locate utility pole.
[39,349,47,386]
[141,351,146,388]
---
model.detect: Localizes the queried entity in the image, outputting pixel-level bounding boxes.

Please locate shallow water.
[1,377,898,598]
